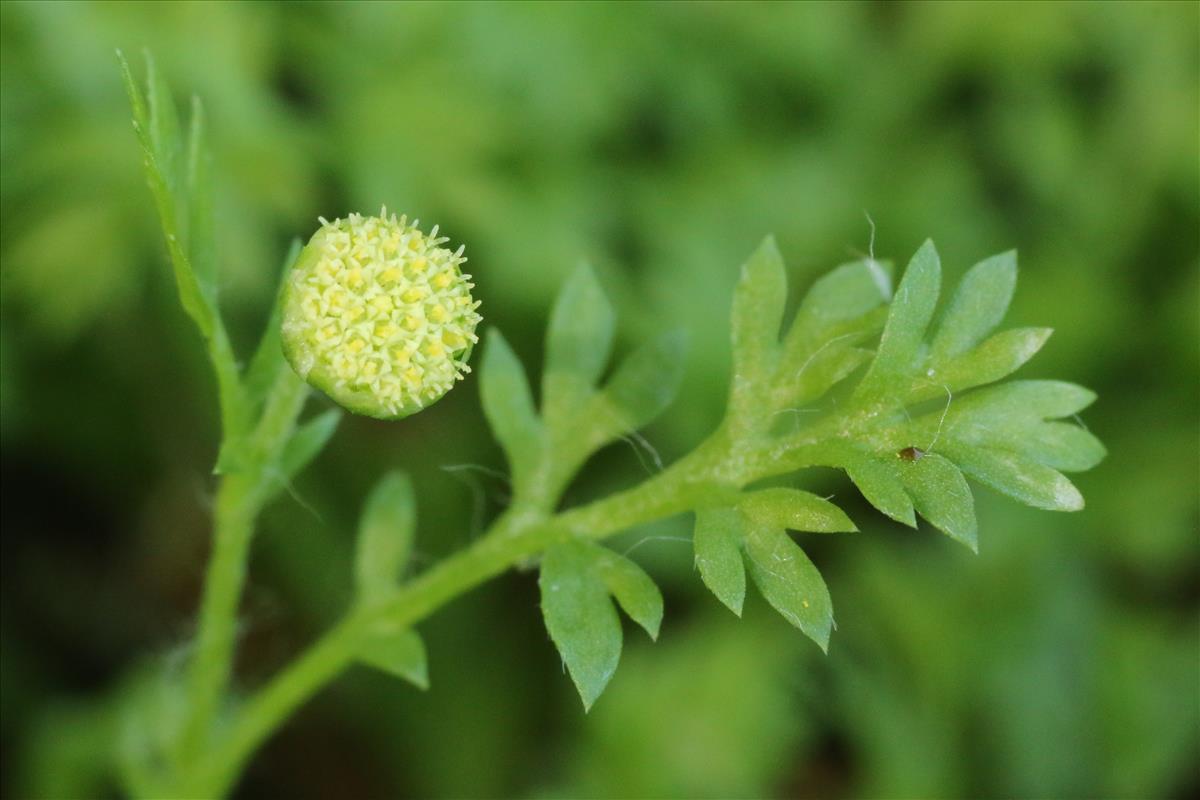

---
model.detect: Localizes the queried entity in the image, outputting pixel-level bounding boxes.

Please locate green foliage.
[357,625,429,691]
[6,6,1194,800]
[539,540,661,710]
[349,472,428,688]
[479,330,544,497]
[118,52,338,486]
[479,263,687,508]
[693,508,748,616]
[111,56,347,796]
[485,235,1104,708]
[58,42,1106,798]
[354,472,417,603]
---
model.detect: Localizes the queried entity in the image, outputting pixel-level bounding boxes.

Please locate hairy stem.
[177,371,309,768]
[178,473,257,762]
[190,439,726,796]
[188,406,841,796]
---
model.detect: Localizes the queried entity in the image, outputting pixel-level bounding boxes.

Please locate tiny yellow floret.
[281,208,481,419]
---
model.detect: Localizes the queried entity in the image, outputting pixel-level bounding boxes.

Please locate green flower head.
[282,209,482,419]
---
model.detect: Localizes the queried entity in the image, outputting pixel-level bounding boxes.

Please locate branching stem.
[180,413,836,798]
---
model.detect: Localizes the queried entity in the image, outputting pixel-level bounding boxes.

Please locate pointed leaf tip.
[900,453,978,551]
[854,241,941,404]
[592,545,663,641]
[730,236,789,416]
[539,542,622,711]
[480,328,542,492]
[693,508,747,616]
[357,627,429,690]
[545,262,616,389]
[743,524,833,650]
[931,250,1018,361]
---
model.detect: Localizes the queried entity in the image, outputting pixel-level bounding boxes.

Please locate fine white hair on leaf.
[621,535,692,557]
[620,430,664,475]
[918,381,954,454]
[440,464,488,540]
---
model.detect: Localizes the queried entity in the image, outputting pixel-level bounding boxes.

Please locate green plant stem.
[180,398,854,798]
[189,448,700,796]
[185,404,852,797]
[177,371,310,768]
[178,472,257,762]
[189,428,760,796]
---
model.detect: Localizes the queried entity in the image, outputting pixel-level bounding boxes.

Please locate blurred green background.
[2,2,1197,798]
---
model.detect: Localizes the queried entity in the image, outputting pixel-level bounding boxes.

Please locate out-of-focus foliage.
[1,2,1196,799]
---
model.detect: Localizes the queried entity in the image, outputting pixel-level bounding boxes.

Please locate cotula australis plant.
[118,53,1104,798]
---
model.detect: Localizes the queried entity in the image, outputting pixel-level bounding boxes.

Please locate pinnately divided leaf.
[538,540,663,708]
[539,541,625,711]
[488,269,685,509]
[479,234,1103,712]
[692,500,841,648]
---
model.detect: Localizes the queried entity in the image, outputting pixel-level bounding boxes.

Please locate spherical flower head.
[281,209,481,419]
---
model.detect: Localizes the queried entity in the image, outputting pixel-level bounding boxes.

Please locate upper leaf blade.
[791,257,893,336]
[539,541,623,711]
[480,329,543,493]
[543,264,615,423]
[853,240,941,405]
[184,96,217,297]
[743,524,833,651]
[930,250,1018,362]
[118,50,214,339]
[693,508,747,616]
[594,329,688,440]
[355,471,417,602]
[738,488,857,533]
[144,51,183,193]
[730,236,788,390]
[942,442,1084,512]
[590,545,664,640]
[846,457,917,527]
[244,240,302,417]
[899,453,977,551]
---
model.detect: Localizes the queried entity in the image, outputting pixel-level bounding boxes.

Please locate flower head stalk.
[282,209,482,419]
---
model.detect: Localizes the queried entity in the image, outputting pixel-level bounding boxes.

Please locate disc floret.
[282,209,481,419]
